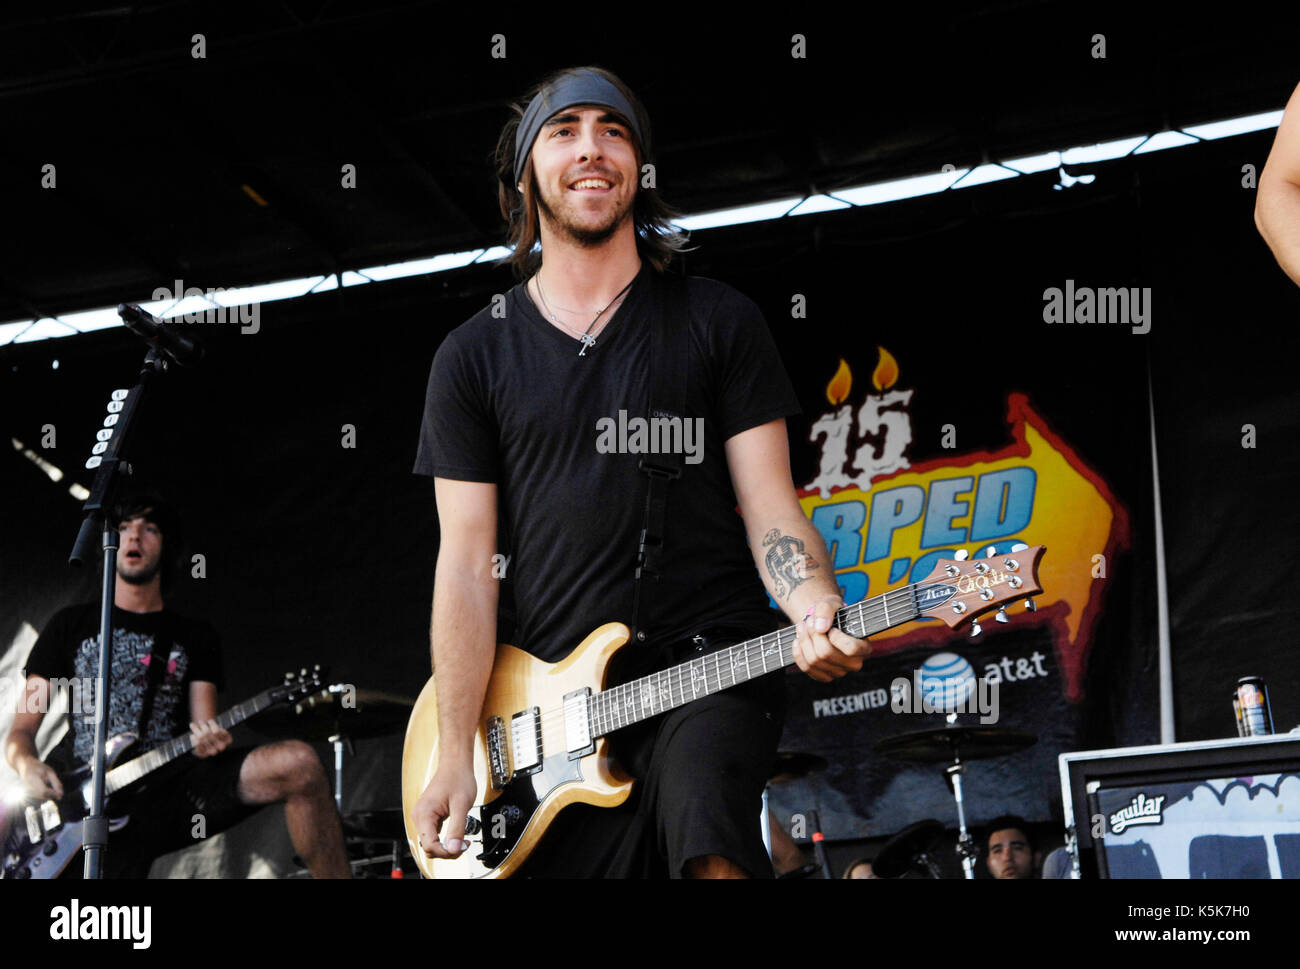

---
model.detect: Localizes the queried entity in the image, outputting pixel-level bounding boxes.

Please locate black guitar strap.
[629,273,691,646]
[137,625,173,742]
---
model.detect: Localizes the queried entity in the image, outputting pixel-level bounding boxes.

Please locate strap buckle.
[636,527,666,578]
[637,456,682,480]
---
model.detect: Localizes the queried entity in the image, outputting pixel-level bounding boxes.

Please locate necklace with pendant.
[534,271,637,356]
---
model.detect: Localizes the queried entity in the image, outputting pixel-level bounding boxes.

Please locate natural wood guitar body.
[401,622,634,879]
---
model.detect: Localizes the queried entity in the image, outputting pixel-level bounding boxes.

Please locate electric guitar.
[401,544,1046,878]
[0,666,324,879]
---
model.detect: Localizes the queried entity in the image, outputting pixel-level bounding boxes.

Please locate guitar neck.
[590,585,921,737]
[104,689,278,796]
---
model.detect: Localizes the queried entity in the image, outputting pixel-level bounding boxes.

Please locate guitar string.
[108,716,254,789]
[511,591,919,742]
[512,574,1029,738]
[506,586,923,740]
[104,689,294,790]
[506,577,1027,743]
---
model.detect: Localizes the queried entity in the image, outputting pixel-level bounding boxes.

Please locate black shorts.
[99,747,262,878]
[515,625,786,879]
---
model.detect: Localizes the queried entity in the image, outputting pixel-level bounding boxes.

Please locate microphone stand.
[68,347,170,879]
[808,809,834,880]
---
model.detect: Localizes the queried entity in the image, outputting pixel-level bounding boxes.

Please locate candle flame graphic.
[872,346,899,391]
[826,358,852,405]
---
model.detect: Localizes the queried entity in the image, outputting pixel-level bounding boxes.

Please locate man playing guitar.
[411,66,870,878]
[4,489,350,878]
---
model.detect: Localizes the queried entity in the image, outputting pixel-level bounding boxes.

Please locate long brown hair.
[491,66,691,279]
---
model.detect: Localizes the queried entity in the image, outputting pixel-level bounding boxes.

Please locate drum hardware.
[762,750,829,861]
[871,819,946,879]
[257,684,414,813]
[875,717,1037,879]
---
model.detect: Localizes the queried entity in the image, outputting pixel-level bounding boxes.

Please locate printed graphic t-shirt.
[23,602,223,769]
[414,265,803,662]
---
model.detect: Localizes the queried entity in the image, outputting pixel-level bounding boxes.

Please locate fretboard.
[104,688,279,795]
[588,584,921,737]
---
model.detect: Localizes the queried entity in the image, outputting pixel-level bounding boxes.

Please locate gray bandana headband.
[513,70,644,186]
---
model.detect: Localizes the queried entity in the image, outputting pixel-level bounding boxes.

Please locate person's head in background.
[109,485,184,600]
[985,815,1035,879]
[843,857,878,879]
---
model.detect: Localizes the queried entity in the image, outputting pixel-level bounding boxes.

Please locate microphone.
[117,303,205,367]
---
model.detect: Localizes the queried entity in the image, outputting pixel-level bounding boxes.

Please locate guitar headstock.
[914,543,1045,637]
[271,665,328,705]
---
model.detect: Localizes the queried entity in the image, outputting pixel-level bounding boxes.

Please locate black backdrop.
[2,121,1297,872]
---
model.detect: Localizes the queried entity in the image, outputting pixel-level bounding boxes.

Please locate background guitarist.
[411,66,871,878]
[3,488,350,878]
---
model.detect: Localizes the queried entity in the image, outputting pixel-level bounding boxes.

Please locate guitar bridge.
[486,716,510,790]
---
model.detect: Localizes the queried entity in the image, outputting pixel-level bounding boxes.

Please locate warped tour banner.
[788,348,1127,700]
[767,340,1140,843]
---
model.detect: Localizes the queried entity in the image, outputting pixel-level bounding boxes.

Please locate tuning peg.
[1024,598,1037,612]
[984,545,998,558]
[953,549,969,561]
[1011,543,1028,552]
[970,620,982,638]
[995,607,1009,623]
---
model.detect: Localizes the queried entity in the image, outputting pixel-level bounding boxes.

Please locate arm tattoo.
[761,528,821,601]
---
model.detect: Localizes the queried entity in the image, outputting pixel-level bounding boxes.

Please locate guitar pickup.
[564,688,594,759]
[24,806,42,844]
[511,707,542,775]
[39,801,62,833]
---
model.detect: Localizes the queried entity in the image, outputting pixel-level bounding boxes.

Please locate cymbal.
[874,725,1037,763]
[768,750,829,783]
[255,686,415,741]
[872,819,945,879]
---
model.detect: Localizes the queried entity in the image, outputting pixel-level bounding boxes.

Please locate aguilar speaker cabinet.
[1059,733,1300,878]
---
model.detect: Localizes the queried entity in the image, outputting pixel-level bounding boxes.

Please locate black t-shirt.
[414,264,802,662]
[23,602,223,770]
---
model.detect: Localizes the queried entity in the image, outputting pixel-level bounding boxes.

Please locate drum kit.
[256,682,417,878]
[767,716,1038,879]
